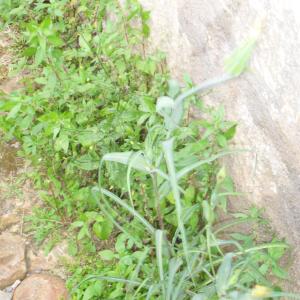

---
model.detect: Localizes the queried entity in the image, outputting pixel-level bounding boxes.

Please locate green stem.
[152,174,164,230]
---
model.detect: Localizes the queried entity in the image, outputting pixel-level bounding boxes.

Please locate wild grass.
[88,75,295,299]
[0,1,297,299]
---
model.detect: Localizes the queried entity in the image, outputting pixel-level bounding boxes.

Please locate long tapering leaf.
[102,151,152,173]
[127,151,144,207]
[91,187,140,244]
[130,247,149,284]
[171,74,234,130]
[162,138,192,278]
[166,258,182,300]
[155,229,166,298]
[99,187,155,235]
[133,278,150,299]
[177,149,249,180]
[240,242,288,255]
[224,18,262,76]
[172,204,200,246]
[268,292,300,299]
[102,151,169,180]
[146,285,159,300]
[215,253,234,295]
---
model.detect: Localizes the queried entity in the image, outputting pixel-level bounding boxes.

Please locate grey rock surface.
[141,0,300,289]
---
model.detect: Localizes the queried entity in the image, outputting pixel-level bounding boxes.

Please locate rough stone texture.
[26,241,71,278]
[0,233,26,289]
[0,77,22,94]
[0,290,11,300]
[12,274,68,300]
[0,214,20,232]
[141,0,300,289]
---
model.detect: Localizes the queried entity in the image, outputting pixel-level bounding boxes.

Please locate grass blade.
[155,229,166,298]
[177,149,249,180]
[91,187,140,244]
[146,285,158,300]
[102,151,152,173]
[171,74,234,130]
[127,151,144,207]
[215,253,233,295]
[166,258,182,300]
[99,187,155,235]
[162,138,192,279]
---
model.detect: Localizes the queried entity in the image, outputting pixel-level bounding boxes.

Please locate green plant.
[70,76,294,300]
[0,1,297,299]
[0,0,167,247]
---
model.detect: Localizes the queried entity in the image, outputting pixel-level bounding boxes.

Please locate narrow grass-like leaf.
[172,267,190,300]
[215,253,233,295]
[172,204,200,246]
[129,247,149,288]
[133,278,150,299]
[192,295,205,300]
[127,151,144,207]
[211,239,243,252]
[225,17,263,76]
[166,258,182,300]
[100,188,155,235]
[214,217,257,235]
[102,152,152,173]
[268,292,300,299]
[155,229,166,298]
[177,150,249,180]
[91,187,139,244]
[170,74,234,131]
[224,37,256,76]
[247,263,272,286]
[206,226,216,276]
[146,285,159,300]
[192,284,217,300]
[162,139,192,279]
[239,242,288,255]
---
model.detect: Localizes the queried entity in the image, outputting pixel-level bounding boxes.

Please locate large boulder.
[0,233,26,289]
[141,0,300,289]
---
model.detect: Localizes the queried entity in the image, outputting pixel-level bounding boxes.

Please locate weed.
[0,1,297,299]
[84,77,292,299]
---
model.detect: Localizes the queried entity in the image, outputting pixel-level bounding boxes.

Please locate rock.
[0,290,11,300]
[0,77,23,94]
[26,248,52,273]
[0,214,19,231]
[0,233,26,289]
[27,241,71,278]
[3,280,21,294]
[12,274,68,300]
